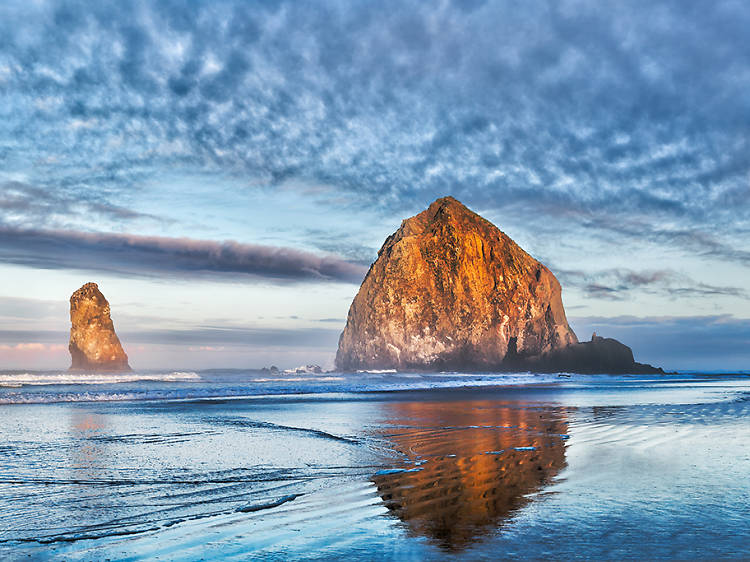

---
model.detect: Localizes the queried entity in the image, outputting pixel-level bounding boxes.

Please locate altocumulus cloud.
[0,0,749,304]
[1,0,749,229]
[0,226,368,283]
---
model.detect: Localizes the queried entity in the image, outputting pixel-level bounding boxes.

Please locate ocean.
[1,370,749,560]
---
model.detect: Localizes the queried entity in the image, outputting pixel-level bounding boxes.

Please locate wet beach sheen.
[1,373,749,560]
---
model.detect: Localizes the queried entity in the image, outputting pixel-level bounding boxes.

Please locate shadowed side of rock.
[507,334,664,374]
[69,283,131,372]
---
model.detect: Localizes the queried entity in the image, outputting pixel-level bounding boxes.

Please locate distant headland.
[336,196,662,374]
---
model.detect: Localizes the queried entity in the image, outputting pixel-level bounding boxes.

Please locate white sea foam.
[251,377,345,383]
[0,370,708,405]
[0,371,202,386]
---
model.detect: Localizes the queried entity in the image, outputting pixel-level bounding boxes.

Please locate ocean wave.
[250,376,345,383]
[0,371,202,386]
[0,371,711,405]
[0,373,565,405]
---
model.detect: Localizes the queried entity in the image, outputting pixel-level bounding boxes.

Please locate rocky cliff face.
[69,283,131,371]
[336,196,578,371]
[336,197,661,374]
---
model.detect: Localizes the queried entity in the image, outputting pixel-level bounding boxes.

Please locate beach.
[1,372,749,560]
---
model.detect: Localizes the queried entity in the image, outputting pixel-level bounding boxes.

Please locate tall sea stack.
[69,283,131,371]
[336,197,661,374]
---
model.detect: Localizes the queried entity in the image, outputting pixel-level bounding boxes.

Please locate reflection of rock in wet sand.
[372,400,568,551]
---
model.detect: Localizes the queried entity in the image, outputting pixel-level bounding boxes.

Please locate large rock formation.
[336,197,661,374]
[69,283,131,371]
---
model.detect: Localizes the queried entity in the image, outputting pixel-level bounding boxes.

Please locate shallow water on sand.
[1,374,749,559]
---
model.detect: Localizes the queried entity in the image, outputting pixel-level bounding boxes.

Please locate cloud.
[556,267,747,301]
[0,226,368,283]
[1,1,748,229]
[300,227,378,265]
[0,0,749,344]
[0,296,63,320]
[0,325,341,349]
[0,181,164,227]
[573,217,750,270]
[0,325,343,369]
[0,342,50,351]
[125,326,342,348]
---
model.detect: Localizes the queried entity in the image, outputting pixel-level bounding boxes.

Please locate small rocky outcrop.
[514,333,663,374]
[336,196,661,374]
[69,283,131,371]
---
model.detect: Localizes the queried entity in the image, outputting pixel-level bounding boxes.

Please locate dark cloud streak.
[0,226,367,283]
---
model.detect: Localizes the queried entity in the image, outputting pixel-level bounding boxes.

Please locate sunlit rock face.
[372,400,568,551]
[69,283,131,371]
[336,196,578,371]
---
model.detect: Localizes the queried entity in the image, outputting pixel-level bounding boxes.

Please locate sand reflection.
[69,410,109,474]
[373,400,568,550]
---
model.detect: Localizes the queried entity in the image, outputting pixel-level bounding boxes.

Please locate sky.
[0,0,749,371]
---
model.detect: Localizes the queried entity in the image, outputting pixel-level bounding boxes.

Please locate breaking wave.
[0,371,201,386]
[0,369,717,405]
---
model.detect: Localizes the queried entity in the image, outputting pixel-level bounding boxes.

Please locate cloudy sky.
[1,0,749,371]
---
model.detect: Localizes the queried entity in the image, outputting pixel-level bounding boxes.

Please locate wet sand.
[372,400,568,551]
[1,376,750,559]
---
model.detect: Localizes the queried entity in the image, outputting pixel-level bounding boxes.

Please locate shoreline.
[2,376,750,559]
[1,371,748,407]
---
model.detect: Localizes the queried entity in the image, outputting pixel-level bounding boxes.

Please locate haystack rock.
[69,283,131,371]
[336,197,661,374]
